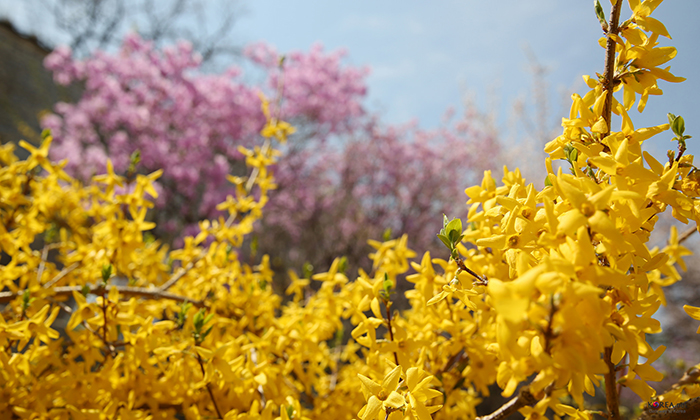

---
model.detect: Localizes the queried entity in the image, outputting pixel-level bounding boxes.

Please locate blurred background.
[0,1,698,417]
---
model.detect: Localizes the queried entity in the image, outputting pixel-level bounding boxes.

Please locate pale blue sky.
[231,0,699,159]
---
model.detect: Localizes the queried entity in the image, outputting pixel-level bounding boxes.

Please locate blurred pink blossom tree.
[42,34,499,277]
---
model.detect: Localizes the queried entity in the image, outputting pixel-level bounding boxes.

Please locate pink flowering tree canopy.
[42,34,499,277]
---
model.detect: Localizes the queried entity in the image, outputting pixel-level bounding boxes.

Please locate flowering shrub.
[2,1,700,420]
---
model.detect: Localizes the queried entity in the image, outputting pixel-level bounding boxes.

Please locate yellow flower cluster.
[1,1,700,420]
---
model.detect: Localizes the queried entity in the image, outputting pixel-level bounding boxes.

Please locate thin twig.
[36,245,51,285]
[100,283,110,348]
[158,255,201,291]
[543,294,557,354]
[82,320,116,358]
[677,225,697,245]
[0,284,205,307]
[384,298,400,367]
[454,256,488,285]
[436,349,467,378]
[197,352,223,419]
[475,386,537,420]
[43,262,79,289]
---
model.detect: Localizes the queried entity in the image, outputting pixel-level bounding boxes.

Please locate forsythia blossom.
[1,1,700,420]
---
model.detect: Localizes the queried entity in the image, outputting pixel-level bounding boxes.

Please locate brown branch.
[436,349,468,378]
[82,320,116,358]
[475,386,537,420]
[454,256,488,286]
[604,346,621,420]
[0,284,205,307]
[543,294,557,354]
[196,352,223,419]
[677,225,697,245]
[600,4,624,416]
[601,0,624,138]
[384,298,400,367]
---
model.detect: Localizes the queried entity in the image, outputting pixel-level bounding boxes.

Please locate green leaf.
[143,232,155,244]
[448,229,461,244]
[569,147,579,163]
[383,272,393,294]
[129,150,141,166]
[437,234,452,250]
[193,309,205,330]
[544,175,553,187]
[177,302,191,328]
[445,218,462,237]
[442,214,450,229]
[333,327,344,347]
[41,128,52,140]
[594,0,608,30]
[382,227,392,242]
[128,150,141,175]
[201,326,214,341]
[668,113,677,125]
[671,115,685,137]
[286,405,295,420]
[563,143,578,164]
[250,235,258,257]
[338,256,348,274]
[22,289,32,309]
[302,262,314,279]
[203,313,215,326]
[101,264,112,283]
[81,284,91,296]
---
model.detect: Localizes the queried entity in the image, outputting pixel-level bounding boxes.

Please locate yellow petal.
[382,366,402,392]
[684,305,700,320]
[358,374,382,397]
[635,16,670,38]
[361,396,383,420]
[383,391,405,409]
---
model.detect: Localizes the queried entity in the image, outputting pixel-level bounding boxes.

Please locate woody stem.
[601,0,624,138]
[384,299,400,367]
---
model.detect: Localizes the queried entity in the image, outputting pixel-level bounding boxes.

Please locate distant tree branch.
[20,0,243,66]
